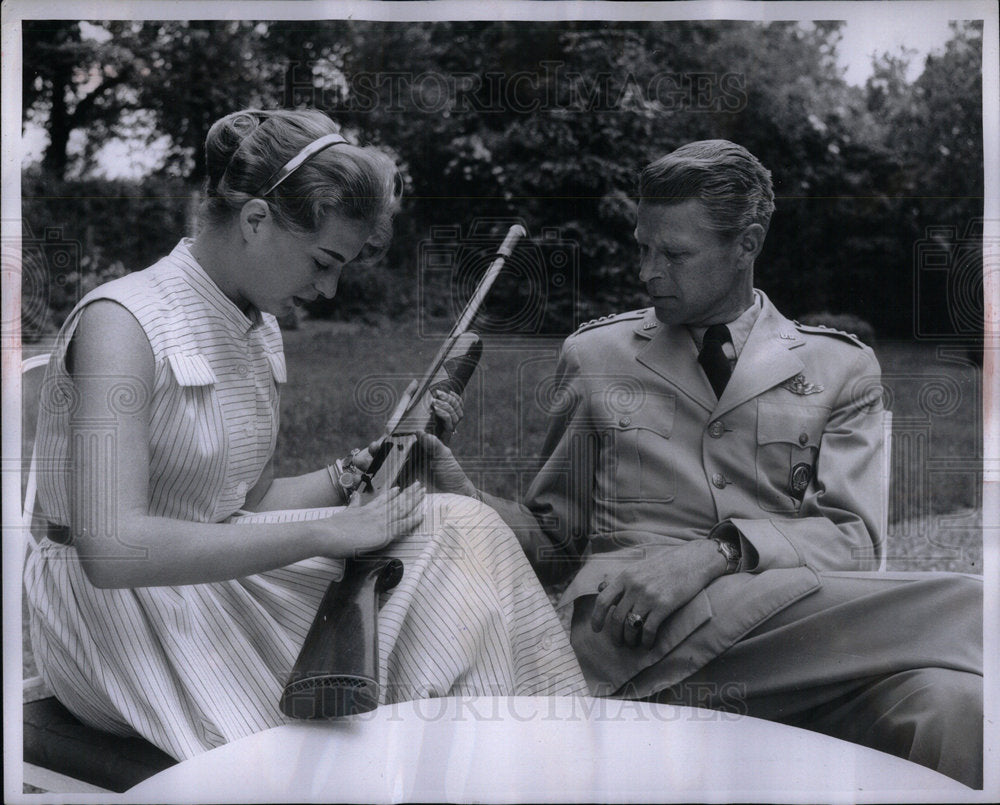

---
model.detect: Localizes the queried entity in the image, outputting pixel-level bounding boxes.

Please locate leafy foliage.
[21,20,985,340]
[20,166,191,340]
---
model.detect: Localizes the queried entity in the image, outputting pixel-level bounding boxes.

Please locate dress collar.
[171,239,263,335]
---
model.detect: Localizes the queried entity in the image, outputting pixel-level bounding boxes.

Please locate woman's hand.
[320,482,426,557]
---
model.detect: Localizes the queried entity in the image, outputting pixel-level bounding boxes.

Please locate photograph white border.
[3,1,997,802]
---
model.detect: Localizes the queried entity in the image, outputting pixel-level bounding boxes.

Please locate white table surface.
[126,696,968,802]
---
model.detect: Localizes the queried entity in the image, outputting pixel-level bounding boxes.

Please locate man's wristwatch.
[711,535,742,574]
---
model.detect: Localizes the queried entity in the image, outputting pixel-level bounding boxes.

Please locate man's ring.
[625,612,645,630]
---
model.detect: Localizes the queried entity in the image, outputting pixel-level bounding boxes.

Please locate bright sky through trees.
[19,16,957,179]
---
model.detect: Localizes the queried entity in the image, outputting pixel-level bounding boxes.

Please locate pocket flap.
[757,401,828,446]
[590,390,675,437]
[265,350,287,384]
[167,353,218,387]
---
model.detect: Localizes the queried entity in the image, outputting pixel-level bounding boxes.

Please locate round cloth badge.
[790,462,813,497]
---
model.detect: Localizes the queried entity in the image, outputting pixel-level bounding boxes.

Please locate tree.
[22,21,283,181]
[22,21,138,178]
[20,20,983,339]
[885,22,985,345]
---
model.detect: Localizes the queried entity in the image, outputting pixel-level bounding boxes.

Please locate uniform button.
[711,473,727,489]
[619,416,631,427]
[799,432,809,446]
[708,421,725,438]
[237,364,250,377]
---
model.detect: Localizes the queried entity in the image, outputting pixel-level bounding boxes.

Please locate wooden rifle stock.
[280,225,526,718]
[280,558,403,718]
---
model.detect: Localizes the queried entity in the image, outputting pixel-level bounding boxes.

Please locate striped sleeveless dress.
[24,240,586,761]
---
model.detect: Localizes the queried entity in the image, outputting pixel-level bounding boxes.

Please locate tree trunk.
[41,63,72,178]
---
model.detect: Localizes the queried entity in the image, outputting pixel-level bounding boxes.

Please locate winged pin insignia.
[781,374,825,395]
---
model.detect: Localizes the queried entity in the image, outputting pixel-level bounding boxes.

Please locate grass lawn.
[19,318,984,680]
[275,319,984,574]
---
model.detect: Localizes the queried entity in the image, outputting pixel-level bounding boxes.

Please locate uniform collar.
[634,289,804,414]
[172,239,263,336]
[687,292,762,359]
[710,290,806,416]
[634,308,660,339]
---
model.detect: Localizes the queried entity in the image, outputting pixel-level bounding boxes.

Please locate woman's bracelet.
[326,460,350,505]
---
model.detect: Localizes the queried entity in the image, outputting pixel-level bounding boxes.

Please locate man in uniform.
[486,140,982,787]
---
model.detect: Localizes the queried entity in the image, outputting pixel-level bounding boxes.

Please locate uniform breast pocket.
[593,391,676,504]
[755,401,829,513]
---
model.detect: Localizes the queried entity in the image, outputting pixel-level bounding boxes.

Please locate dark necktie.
[698,324,733,398]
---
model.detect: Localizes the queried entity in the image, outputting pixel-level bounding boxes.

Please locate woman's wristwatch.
[327,457,364,504]
[711,534,742,574]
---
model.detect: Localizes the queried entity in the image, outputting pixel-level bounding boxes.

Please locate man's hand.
[591,540,729,649]
[343,432,477,498]
[429,388,463,446]
[339,380,466,493]
[412,432,478,497]
[386,379,465,445]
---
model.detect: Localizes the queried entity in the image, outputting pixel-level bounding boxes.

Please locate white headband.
[257,132,349,196]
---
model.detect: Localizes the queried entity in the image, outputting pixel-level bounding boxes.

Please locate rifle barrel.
[450,225,526,337]
[402,224,526,422]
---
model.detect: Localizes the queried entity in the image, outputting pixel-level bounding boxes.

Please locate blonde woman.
[25,109,586,762]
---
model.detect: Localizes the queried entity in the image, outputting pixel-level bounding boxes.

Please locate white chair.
[19,354,176,794]
[18,353,49,539]
[879,409,893,571]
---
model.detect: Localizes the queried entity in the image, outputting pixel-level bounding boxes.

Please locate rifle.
[280,224,526,719]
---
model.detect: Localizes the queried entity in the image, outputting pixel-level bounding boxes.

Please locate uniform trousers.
[579,572,983,788]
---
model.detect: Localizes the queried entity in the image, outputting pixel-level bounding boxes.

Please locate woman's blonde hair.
[201,109,401,262]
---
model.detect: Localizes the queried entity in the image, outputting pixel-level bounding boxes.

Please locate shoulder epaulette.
[792,321,866,348]
[572,309,648,336]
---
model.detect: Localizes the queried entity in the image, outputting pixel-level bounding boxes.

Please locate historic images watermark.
[913,219,996,343]
[417,219,579,338]
[890,219,994,568]
[3,223,81,342]
[322,682,749,723]
[285,60,748,114]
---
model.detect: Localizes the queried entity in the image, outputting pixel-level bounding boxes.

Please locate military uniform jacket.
[503,290,885,696]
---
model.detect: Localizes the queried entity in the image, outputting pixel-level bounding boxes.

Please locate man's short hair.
[639,140,775,238]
